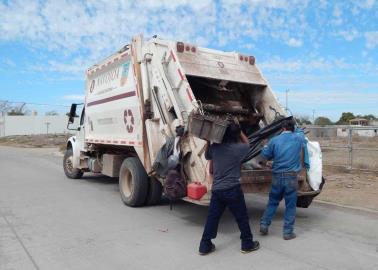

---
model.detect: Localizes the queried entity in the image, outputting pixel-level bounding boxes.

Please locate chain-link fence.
[305,126,378,172]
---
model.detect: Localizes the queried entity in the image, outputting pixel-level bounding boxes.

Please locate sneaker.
[283,233,296,240]
[199,243,216,256]
[260,226,268,235]
[241,241,260,254]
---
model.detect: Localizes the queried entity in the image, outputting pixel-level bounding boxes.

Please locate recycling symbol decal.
[124,109,134,133]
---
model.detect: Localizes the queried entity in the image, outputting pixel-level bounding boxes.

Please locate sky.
[0,0,377,121]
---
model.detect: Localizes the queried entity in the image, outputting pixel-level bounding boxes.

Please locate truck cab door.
[76,107,86,151]
[70,107,86,169]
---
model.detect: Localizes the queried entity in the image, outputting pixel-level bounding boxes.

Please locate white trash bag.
[167,137,181,169]
[306,141,323,191]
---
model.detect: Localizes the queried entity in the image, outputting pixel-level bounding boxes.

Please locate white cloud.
[331,4,343,25]
[0,0,312,55]
[318,0,327,9]
[259,57,337,72]
[365,31,378,48]
[0,0,376,77]
[0,0,217,58]
[259,56,378,76]
[337,29,360,41]
[286,38,303,47]
[2,58,16,67]
[276,90,378,105]
[360,0,376,9]
[63,94,85,101]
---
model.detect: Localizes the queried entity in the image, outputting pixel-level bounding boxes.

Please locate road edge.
[314,199,378,214]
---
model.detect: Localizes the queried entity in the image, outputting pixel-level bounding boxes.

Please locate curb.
[314,199,378,214]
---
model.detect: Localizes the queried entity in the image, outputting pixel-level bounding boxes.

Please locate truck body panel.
[85,51,143,147]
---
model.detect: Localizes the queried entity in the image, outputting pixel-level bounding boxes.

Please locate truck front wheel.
[63,149,83,179]
[119,157,148,207]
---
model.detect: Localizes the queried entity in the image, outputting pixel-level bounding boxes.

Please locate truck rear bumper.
[181,174,325,207]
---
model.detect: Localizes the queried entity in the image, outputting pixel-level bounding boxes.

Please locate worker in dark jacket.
[260,119,304,240]
[199,121,260,255]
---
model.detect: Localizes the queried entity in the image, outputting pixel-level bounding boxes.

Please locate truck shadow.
[79,174,118,185]
[73,173,318,235]
[160,195,318,236]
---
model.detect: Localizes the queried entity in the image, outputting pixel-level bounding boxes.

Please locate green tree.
[295,115,312,125]
[336,112,355,124]
[359,114,377,120]
[314,116,333,125]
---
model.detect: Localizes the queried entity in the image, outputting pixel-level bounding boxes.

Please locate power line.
[0,100,71,107]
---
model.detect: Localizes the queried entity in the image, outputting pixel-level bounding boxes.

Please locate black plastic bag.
[244,116,294,162]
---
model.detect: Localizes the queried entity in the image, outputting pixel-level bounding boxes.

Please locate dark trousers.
[199,185,253,252]
[260,173,298,235]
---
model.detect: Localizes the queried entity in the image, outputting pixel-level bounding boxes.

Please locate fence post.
[348,128,353,170]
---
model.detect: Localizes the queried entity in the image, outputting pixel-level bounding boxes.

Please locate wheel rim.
[65,155,74,174]
[120,169,133,198]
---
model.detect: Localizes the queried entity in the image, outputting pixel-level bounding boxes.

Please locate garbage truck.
[63,34,324,207]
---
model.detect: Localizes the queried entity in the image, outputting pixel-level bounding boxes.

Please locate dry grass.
[0,134,69,150]
[318,165,378,210]
[308,136,378,210]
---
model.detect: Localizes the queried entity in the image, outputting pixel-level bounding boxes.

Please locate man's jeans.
[260,173,298,235]
[199,185,254,253]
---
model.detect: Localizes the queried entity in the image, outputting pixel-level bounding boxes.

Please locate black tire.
[63,148,83,179]
[145,177,163,206]
[119,157,149,207]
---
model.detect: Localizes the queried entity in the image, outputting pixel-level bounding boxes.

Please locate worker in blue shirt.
[260,119,305,240]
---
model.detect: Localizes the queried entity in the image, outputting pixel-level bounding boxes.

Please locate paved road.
[0,146,377,270]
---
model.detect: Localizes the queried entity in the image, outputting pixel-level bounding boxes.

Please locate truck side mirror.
[68,104,77,124]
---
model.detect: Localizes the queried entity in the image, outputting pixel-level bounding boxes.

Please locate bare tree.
[7,103,29,116]
[0,100,11,116]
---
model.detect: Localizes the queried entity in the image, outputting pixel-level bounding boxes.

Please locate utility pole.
[285,89,289,112]
[45,122,50,134]
[312,109,315,124]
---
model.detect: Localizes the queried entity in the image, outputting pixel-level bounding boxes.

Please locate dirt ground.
[0,134,69,150]
[306,136,378,211]
[317,166,378,211]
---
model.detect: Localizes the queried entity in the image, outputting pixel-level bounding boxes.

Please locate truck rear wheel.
[145,177,163,206]
[63,148,83,179]
[119,157,148,207]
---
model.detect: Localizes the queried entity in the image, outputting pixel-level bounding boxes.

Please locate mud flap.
[297,177,326,208]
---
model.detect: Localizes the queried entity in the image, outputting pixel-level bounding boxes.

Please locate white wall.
[0,115,69,136]
[337,127,378,137]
